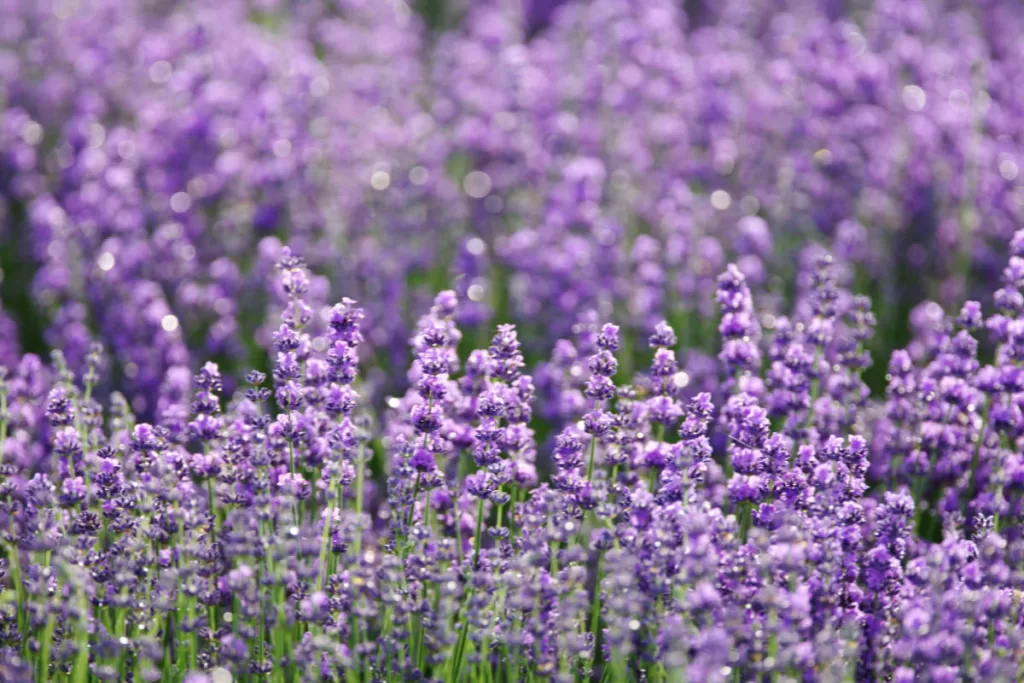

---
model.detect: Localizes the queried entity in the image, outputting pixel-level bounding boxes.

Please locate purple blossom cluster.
[3,0,1024,681]
[3,0,1024,413]
[2,238,1024,682]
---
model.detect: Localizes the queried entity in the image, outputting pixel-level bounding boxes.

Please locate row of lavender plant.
[3,0,1024,413]
[2,234,1024,682]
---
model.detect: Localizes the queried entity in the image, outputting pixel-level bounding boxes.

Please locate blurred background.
[1,0,1022,416]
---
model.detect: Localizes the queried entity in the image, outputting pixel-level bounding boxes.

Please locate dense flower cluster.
[4,0,1024,682]
[2,236,1024,681]
[3,0,1024,411]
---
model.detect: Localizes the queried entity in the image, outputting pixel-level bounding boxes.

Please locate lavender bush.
[3,0,1024,681]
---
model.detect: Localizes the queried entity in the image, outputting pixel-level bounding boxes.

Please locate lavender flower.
[3,2,1024,680]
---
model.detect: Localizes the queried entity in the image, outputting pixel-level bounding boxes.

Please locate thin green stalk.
[317,478,338,593]
[575,437,601,546]
[162,610,175,682]
[10,543,26,647]
[509,486,521,533]
[588,554,605,673]
[271,610,285,683]
[354,446,365,559]
[450,499,487,683]
[73,392,91,497]
[186,593,198,672]
[472,497,485,570]
[610,650,627,683]
[134,627,146,683]
[649,423,665,492]
[207,477,219,542]
[585,435,598,483]
[738,501,753,543]
[405,472,422,528]
[257,571,266,670]
[414,585,428,672]
[450,612,472,683]
[119,619,134,681]
[479,586,506,683]
[377,605,394,678]
[965,400,990,509]
[767,608,779,682]
[801,348,822,445]
[455,507,465,565]
[207,601,217,641]
[39,611,56,681]
[72,578,90,683]
[0,395,25,647]
[994,433,1011,532]
[175,579,187,675]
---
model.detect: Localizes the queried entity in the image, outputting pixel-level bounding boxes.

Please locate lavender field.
[2,0,1024,681]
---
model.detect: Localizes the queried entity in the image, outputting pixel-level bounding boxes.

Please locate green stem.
[767,608,779,682]
[73,391,91,498]
[472,497,485,570]
[589,554,605,672]
[450,609,473,683]
[354,447,365,559]
[186,593,198,672]
[72,579,90,683]
[317,478,338,593]
[800,348,822,449]
[39,611,56,681]
[405,472,422,529]
[450,498,487,683]
[585,436,598,483]
[738,501,753,543]
[575,436,600,546]
[207,477,219,542]
[455,504,465,565]
[10,542,26,648]
[965,400,990,510]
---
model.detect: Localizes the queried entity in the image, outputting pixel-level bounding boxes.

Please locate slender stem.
[39,611,56,681]
[317,478,337,593]
[800,348,822,451]
[405,472,422,529]
[207,476,219,543]
[589,554,605,673]
[455,503,465,565]
[451,498,487,683]
[0,395,25,647]
[354,447,365,559]
[585,436,598,483]
[738,501,753,543]
[187,593,198,672]
[10,542,26,647]
[576,436,600,545]
[257,565,266,671]
[650,423,665,493]
[175,578,187,675]
[472,497,485,570]
[73,390,91,497]
[72,578,90,683]
[965,400,990,509]
[450,602,473,683]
